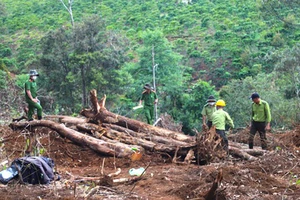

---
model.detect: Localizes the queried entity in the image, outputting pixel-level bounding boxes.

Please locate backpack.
[0,156,55,185]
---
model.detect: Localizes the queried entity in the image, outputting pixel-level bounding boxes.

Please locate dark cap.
[250,92,260,99]
[206,95,216,102]
[143,83,152,90]
[29,69,39,76]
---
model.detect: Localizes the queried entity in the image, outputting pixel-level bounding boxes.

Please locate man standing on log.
[249,92,271,150]
[211,100,234,151]
[25,70,42,121]
[139,84,158,125]
[201,95,216,130]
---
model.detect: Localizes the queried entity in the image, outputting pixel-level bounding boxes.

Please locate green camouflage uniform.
[141,90,157,124]
[25,80,42,120]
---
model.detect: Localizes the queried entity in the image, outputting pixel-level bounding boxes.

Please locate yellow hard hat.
[216,99,226,107]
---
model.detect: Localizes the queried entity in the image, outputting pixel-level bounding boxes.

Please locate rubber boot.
[249,142,253,149]
[261,144,267,150]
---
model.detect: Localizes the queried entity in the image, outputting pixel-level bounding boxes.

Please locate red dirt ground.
[1,125,300,200]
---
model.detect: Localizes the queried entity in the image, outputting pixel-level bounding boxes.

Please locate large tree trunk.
[76,123,191,153]
[228,146,257,161]
[103,123,195,148]
[9,120,142,158]
[81,89,194,143]
[45,115,87,124]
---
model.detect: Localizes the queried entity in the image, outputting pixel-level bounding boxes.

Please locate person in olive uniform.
[249,93,271,150]
[139,84,158,125]
[201,95,216,130]
[211,99,234,151]
[25,70,42,121]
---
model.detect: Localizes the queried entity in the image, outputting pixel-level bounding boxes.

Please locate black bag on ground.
[0,156,55,185]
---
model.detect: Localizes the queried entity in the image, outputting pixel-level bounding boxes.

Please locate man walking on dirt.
[211,100,234,151]
[139,84,158,125]
[249,93,271,150]
[25,70,42,121]
[202,95,216,130]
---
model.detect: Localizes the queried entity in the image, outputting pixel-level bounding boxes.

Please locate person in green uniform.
[139,84,158,125]
[249,93,271,150]
[211,100,234,151]
[25,70,42,121]
[201,95,216,130]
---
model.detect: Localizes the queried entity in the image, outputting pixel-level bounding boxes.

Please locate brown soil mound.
[1,125,300,199]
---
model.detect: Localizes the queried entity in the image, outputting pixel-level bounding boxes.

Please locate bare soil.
[0,125,300,200]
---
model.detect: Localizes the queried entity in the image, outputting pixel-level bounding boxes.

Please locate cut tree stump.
[203,169,223,200]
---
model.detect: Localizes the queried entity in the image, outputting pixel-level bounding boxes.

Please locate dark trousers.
[207,121,213,129]
[249,121,267,149]
[216,129,228,151]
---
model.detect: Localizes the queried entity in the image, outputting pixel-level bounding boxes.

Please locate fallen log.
[228,146,257,161]
[45,115,87,124]
[9,120,142,158]
[103,123,194,148]
[80,89,194,143]
[77,123,185,153]
[243,149,266,156]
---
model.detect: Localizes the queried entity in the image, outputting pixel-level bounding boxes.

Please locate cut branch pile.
[9,89,266,162]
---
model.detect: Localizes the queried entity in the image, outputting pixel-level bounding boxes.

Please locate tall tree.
[40,16,130,113]
[59,0,75,27]
[274,44,300,121]
[127,30,187,114]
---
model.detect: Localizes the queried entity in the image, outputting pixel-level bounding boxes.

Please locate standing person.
[211,100,234,151]
[25,70,42,121]
[139,84,158,125]
[249,93,271,150]
[201,95,216,130]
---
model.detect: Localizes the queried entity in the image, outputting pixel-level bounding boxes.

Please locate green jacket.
[141,90,157,107]
[25,80,37,102]
[201,104,216,121]
[212,109,234,130]
[252,100,271,123]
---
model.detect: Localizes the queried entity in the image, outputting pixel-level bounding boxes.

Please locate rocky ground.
[0,125,300,200]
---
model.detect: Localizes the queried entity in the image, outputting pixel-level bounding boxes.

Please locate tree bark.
[44,115,87,124]
[77,123,192,153]
[82,90,194,143]
[103,123,195,148]
[228,146,258,161]
[9,120,142,158]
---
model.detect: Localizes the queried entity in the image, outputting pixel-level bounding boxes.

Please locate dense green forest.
[0,0,299,134]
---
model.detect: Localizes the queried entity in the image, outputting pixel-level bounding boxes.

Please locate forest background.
[0,0,299,135]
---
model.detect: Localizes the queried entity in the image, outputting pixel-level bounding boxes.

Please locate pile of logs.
[9,89,266,163]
